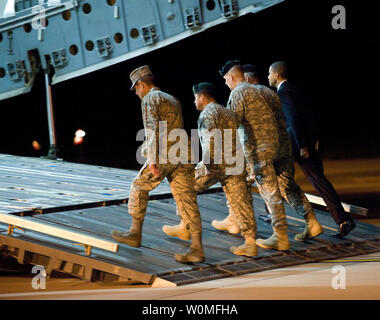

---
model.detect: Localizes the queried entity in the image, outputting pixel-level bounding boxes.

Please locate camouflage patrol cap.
[192,82,215,95]
[219,60,241,76]
[129,65,153,90]
[242,64,259,77]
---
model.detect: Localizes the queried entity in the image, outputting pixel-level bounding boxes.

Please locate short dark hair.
[242,64,258,76]
[244,72,258,80]
[271,61,288,78]
[192,82,215,96]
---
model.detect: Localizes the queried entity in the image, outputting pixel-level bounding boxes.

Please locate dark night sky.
[0,0,379,169]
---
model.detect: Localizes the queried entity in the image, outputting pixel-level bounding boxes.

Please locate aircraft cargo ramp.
[0,154,379,288]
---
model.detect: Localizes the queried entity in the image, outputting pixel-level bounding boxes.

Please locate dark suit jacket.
[276,81,321,160]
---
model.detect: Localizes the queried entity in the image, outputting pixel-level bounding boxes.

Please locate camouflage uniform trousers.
[246,154,314,221]
[194,165,256,237]
[128,161,202,234]
[249,156,287,231]
[274,154,314,217]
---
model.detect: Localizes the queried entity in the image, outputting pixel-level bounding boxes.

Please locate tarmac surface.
[1,252,380,300]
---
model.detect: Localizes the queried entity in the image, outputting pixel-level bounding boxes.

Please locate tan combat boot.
[295,212,323,241]
[175,247,205,263]
[230,232,257,257]
[175,233,205,263]
[162,220,191,240]
[111,217,142,247]
[211,210,240,234]
[256,229,290,251]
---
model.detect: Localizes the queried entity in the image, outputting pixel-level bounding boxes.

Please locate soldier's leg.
[111,162,168,247]
[222,174,257,256]
[213,169,253,234]
[275,156,323,241]
[276,156,313,216]
[222,175,254,233]
[212,201,241,234]
[254,161,290,251]
[255,162,287,230]
[128,162,170,220]
[194,171,221,193]
[162,164,219,240]
[193,167,242,234]
[248,164,273,223]
[167,164,204,263]
[162,211,191,240]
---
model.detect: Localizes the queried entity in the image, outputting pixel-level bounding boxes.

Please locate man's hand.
[300,146,310,159]
[149,163,161,177]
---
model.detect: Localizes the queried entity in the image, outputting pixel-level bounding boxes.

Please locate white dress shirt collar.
[277,80,287,90]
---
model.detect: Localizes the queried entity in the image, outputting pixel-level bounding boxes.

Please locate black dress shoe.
[331,218,356,238]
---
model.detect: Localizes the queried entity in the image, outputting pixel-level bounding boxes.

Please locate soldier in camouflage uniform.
[242,64,323,241]
[220,60,289,251]
[111,65,204,263]
[163,82,257,256]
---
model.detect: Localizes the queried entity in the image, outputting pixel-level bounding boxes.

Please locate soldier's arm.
[227,91,244,123]
[198,113,218,173]
[144,94,161,164]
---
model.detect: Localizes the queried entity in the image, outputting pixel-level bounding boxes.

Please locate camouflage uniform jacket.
[254,84,292,159]
[197,102,241,174]
[140,87,186,164]
[227,82,280,167]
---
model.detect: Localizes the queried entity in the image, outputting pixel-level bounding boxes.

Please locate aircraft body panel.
[0,0,284,101]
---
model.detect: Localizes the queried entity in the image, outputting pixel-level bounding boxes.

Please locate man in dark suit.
[268,61,355,238]
[242,64,323,242]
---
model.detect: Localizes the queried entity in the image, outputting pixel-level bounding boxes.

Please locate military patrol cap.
[242,64,259,76]
[129,65,153,90]
[192,82,215,95]
[219,60,241,76]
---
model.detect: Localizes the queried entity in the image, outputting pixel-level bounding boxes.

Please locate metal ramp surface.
[1,193,380,287]
[0,153,367,217]
[0,153,172,216]
[0,154,379,287]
